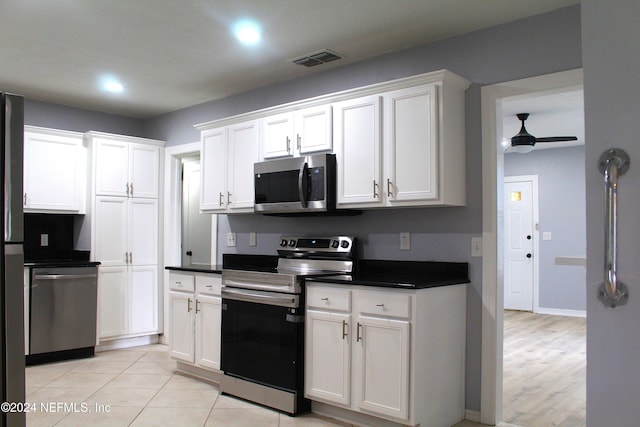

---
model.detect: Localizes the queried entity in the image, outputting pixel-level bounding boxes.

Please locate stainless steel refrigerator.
[1,93,26,426]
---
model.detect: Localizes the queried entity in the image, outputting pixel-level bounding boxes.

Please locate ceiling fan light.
[510,144,534,153]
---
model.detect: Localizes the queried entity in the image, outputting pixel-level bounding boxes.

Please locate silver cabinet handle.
[124,252,128,263]
[286,136,291,153]
[34,274,97,280]
[130,182,133,197]
[373,180,379,198]
[598,148,630,308]
[129,252,132,264]
[195,299,200,314]
[356,322,362,342]
[219,192,224,206]
[227,191,232,204]
[23,193,27,207]
[387,178,393,197]
[297,134,301,150]
[342,319,348,340]
[376,303,384,307]
[320,297,328,301]
[187,298,193,313]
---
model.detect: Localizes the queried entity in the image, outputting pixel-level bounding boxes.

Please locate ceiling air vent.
[292,50,343,68]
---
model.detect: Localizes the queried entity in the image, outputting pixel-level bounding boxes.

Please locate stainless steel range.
[220,235,356,415]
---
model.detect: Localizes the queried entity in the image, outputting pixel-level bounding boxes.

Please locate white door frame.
[161,142,218,345]
[504,175,540,313]
[480,69,583,425]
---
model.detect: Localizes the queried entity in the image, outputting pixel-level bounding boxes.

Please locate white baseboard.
[96,334,160,352]
[535,307,586,318]
[465,409,481,422]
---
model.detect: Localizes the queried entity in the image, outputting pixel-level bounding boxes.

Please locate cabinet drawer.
[357,291,411,319]
[307,286,351,311]
[169,274,195,292]
[196,274,222,295]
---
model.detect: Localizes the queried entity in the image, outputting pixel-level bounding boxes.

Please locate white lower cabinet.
[305,283,466,427]
[169,272,221,371]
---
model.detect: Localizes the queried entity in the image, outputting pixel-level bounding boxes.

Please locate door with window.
[504,176,538,311]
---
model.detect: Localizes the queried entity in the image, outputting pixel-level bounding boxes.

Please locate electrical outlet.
[471,237,482,257]
[249,232,257,247]
[227,232,237,247]
[543,232,552,241]
[400,232,411,251]
[40,234,49,247]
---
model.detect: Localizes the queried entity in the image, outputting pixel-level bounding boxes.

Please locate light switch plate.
[543,232,552,241]
[227,232,237,247]
[249,232,257,247]
[471,237,482,257]
[400,232,411,251]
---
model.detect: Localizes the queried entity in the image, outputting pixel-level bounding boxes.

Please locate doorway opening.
[480,69,586,425]
[181,156,212,268]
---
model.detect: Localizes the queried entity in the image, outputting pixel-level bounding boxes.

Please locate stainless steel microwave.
[254,153,336,214]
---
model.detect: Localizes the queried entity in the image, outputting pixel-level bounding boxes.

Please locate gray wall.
[505,146,586,311]
[25,99,145,136]
[143,6,582,412]
[582,0,640,425]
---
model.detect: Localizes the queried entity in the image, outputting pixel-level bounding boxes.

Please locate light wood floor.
[502,310,586,427]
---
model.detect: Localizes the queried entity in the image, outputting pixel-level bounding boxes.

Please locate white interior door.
[504,176,538,311]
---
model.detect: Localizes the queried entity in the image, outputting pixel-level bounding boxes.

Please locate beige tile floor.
[25,344,482,427]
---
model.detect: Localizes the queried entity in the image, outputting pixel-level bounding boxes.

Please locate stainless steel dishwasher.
[28,265,98,363]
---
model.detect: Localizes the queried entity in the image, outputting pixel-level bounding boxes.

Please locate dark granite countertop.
[25,260,101,268]
[305,259,469,290]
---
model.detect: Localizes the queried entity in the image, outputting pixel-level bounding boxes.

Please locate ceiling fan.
[508,113,578,153]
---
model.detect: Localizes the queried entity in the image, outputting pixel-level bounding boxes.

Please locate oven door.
[221,288,305,392]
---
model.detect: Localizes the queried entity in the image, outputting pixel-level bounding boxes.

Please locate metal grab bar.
[597,148,630,308]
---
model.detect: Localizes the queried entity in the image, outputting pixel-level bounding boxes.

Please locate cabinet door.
[227,121,259,211]
[333,95,383,207]
[98,266,128,339]
[169,291,195,363]
[128,265,158,335]
[129,143,160,199]
[129,198,158,266]
[24,131,85,212]
[305,309,351,406]
[200,128,228,212]
[94,196,128,267]
[94,138,129,197]
[195,294,221,370]
[355,315,410,420]
[262,112,294,159]
[384,85,438,203]
[296,105,332,154]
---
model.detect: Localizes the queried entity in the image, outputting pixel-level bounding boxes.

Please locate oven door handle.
[222,287,299,308]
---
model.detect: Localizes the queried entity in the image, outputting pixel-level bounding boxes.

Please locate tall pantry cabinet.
[86,132,165,341]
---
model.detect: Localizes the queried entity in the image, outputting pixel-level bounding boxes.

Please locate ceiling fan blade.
[534,136,578,143]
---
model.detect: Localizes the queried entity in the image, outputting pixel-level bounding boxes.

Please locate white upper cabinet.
[383,84,439,204]
[200,120,259,213]
[90,133,161,199]
[262,105,333,159]
[23,127,87,213]
[197,69,469,212]
[333,95,383,207]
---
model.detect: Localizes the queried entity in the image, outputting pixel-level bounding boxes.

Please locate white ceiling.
[502,88,584,152]
[0,0,578,119]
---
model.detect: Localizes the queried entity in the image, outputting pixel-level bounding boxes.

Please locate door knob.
[526,235,532,240]
[526,253,532,258]
[186,251,193,256]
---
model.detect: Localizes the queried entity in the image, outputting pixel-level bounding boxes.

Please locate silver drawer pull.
[376,303,384,307]
[321,297,329,301]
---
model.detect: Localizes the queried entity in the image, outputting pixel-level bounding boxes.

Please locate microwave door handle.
[298,163,309,208]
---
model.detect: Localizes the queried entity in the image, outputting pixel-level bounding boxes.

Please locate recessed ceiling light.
[233,20,261,45]
[99,74,125,94]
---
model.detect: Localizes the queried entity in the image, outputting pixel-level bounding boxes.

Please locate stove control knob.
[331,240,339,248]
[289,239,296,247]
[340,240,350,249]
[280,239,288,247]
